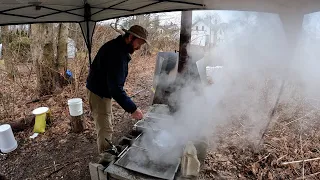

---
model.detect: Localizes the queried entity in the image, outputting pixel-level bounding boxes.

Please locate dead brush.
[60,23,116,98]
[67,50,88,98]
[200,77,320,179]
[0,62,35,123]
[0,29,38,123]
[0,91,15,121]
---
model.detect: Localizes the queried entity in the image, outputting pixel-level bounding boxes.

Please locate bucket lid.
[0,124,11,132]
[32,107,49,115]
[67,98,82,104]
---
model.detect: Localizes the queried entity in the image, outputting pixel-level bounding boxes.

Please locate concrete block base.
[89,162,108,180]
[105,161,162,180]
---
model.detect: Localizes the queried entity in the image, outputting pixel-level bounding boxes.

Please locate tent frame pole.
[84,3,92,66]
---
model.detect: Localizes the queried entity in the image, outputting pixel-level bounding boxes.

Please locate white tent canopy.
[1,0,319,25]
[1,0,319,64]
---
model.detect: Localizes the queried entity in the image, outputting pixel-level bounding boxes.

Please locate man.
[86,25,149,155]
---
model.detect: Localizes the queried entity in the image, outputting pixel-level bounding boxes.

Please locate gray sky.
[102,10,320,32]
[102,10,237,26]
[158,10,235,25]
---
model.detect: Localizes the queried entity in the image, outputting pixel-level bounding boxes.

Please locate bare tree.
[31,24,57,95]
[56,23,69,87]
[1,25,15,78]
[30,23,71,95]
[121,14,180,54]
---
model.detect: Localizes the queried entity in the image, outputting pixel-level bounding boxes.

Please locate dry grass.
[199,97,320,179]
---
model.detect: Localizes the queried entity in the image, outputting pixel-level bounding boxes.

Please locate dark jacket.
[86,35,137,113]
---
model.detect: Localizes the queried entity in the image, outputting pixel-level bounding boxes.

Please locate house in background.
[191,20,210,47]
[191,19,226,48]
[153,22,180,40]
[191,18,226,82]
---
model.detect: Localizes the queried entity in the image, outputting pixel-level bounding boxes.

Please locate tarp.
[0,0,319,64]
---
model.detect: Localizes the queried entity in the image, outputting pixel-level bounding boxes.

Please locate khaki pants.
[87,89,113,154]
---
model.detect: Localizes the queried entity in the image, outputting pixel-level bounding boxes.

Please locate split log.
[6,115,35,133]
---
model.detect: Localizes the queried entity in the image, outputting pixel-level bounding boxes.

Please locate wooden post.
[70,115,84,133]
[68,98,84,133]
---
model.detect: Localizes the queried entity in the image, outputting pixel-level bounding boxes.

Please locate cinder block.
[98,164,108,180]
[89,162,108,180]
[89,163,100,180]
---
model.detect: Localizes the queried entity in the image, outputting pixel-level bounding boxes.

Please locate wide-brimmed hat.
[122,25,150,45]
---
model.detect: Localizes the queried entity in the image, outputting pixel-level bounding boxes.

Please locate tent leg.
[86,20,92,66]
[79,3,96,68]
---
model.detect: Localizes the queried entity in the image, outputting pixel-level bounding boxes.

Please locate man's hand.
[131,108,143,120]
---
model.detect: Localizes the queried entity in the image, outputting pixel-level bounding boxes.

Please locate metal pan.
[114,146,180,180]
[133,113,174,132]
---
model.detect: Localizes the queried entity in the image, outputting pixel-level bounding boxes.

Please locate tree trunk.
[70,115,84,133]
[42,41,56,95]
[1,26,15,79]
[31,24,56,96]
[69,23,81,58]
[56,23,69,87]
[30,24,42,90]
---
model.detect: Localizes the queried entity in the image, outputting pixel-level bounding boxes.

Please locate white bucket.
[67,98,83,116]
[0,124,18,153]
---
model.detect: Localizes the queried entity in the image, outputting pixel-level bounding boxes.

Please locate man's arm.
[106,55,137,114]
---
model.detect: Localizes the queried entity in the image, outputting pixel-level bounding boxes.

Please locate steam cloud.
[138,11,320,165]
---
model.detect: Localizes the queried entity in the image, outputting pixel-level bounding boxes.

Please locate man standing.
[86,25,149,154]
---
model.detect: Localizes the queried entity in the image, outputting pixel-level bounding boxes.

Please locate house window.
[202,26,204,31]
[196,26,198,31]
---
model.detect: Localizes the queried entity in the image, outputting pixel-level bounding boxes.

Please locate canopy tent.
[0,0,319,64]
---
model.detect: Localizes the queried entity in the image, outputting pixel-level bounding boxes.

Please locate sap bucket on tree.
[67,98,84,133]
[0,124,18,153]
[67,98,83,116]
